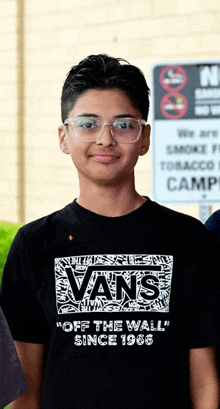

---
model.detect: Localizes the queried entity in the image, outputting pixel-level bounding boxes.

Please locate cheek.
[127,144,142,160]
[68,142,89,165]
[123,147,141,171]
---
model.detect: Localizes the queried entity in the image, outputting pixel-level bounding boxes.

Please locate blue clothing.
[205,210,220,244]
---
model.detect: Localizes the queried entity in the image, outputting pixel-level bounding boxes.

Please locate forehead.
[68,88,142,119]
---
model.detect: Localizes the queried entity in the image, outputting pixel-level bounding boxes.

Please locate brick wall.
[0,0,220,223]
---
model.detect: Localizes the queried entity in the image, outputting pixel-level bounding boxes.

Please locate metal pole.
[16,0,25,223]
[199,205,211,224]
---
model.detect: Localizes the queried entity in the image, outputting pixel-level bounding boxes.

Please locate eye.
[77,118,99,130]
[113,119,134,130]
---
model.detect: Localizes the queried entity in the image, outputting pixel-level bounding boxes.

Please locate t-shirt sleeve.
[186,231,220,349]
[0,229,50,344]
[0,307,28,407]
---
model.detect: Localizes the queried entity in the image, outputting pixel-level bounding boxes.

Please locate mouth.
[91,153,120,163]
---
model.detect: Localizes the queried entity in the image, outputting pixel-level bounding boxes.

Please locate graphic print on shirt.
[55,254,173,314]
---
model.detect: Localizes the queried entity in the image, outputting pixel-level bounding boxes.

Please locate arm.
[10,341,45,409]
[189,346,219,409]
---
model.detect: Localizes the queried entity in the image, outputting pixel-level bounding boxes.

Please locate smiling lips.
[92,153,120,162]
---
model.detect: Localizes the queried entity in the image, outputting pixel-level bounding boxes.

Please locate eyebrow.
[76,113,99,118]
[114,114,137,119]
[76,113,137,119]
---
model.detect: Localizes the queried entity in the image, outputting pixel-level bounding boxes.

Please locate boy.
[0,54,220,408]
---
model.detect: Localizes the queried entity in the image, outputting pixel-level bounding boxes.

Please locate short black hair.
[61,54,150,123]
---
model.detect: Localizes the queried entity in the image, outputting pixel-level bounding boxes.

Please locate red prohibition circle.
[160,93,188,119]
[159,65,187,92]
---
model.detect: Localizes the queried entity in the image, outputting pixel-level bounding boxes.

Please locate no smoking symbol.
[160,94,188,119]
[159,65,188,119]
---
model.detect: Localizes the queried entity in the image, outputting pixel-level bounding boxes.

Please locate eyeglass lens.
[71,118,141,142]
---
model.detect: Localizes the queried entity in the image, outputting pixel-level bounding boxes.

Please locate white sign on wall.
[150,61,220,204]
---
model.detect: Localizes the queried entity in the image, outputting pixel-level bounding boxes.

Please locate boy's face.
[58,88,150,187]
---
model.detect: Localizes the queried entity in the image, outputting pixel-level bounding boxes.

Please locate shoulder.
[148,199,216,249]
[16,202,74,246]
[205,210,220,229]
[204,210,220,244]
[149,200,205,231]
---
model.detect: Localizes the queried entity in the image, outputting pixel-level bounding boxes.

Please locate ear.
[58,125,70,154]
[139,124,151,156]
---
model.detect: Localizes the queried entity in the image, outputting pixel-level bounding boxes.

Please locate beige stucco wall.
[0,0,17,222]
[0,0,220,223]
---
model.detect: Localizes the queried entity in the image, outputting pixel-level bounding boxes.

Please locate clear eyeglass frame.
[64,117,147,144]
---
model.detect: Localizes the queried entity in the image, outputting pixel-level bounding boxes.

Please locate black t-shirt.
[0,307,28,408]
[1,198,220,409]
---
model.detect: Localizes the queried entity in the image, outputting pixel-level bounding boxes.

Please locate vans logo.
[55,254,173,314]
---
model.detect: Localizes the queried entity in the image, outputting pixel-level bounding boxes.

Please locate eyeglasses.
[64,116,147,143]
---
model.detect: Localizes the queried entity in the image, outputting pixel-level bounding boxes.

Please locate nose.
[95,123,117,146]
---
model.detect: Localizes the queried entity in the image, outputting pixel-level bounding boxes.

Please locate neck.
[77,178,146,217]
